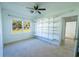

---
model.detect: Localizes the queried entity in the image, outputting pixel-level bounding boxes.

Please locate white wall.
[54,9,79,46]
[2,9,34,44]
[0,6,3,56]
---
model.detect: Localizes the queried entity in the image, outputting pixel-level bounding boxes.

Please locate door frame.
[61,15,78,56]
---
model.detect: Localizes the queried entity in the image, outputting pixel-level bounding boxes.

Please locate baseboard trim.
[4,37,34,47]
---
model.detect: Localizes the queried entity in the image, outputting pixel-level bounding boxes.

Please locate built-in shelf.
[35,19,61,45]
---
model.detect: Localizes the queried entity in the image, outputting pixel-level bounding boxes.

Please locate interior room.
[0,2,79,57]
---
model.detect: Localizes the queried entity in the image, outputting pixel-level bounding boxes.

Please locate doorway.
[65,21,76,51]
[61,15,78,56]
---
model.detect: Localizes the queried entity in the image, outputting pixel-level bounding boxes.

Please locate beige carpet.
[3,38,75,57]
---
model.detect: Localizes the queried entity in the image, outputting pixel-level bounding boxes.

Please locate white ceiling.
[1,2,79,20]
